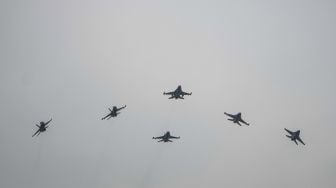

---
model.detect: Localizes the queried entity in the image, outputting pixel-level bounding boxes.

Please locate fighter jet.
[101,105,126,120]
[32,119,52,137]
[224,112,250,126]
[163,85,192,99]
[284,128,305,145]
[152,131,180,142]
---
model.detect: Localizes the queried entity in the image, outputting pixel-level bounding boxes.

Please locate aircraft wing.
[182,91,192,95]
[169,136,180,139]
[240,119,249,126]
[117,105,126,111]
[32,130,40,137]
[224,112,236,118]
[102,113,111,120]
[45,119,52,125]
[284,128,293,135]
[297,137,305,145]
[163,91,174,95]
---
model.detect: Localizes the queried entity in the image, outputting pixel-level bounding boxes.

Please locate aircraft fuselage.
[39,122,47,131]
[291,132,299,140]
[40,126,46,132]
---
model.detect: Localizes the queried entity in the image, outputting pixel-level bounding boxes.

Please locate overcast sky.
[1,0,336,188]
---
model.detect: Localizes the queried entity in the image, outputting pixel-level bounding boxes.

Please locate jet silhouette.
[163,85,192,99]
[101,105,126,120]
[224,112,250,126]
[152,131,180,142]
[285,128,305,145]
[32,119,52,137]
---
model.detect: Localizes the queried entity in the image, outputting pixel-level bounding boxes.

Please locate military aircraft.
[152,131,180,142]
[101,105,126,120]
[284,128,305,145]
[163,85,192,99]
[32,119,52,137]
[224,112,250,126]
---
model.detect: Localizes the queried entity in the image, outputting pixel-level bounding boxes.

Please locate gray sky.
[1,0,336,187]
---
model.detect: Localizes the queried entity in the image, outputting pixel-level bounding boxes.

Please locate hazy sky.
[1,0,336,188]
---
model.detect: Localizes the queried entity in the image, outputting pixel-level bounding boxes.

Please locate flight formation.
[32,85,305,145]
